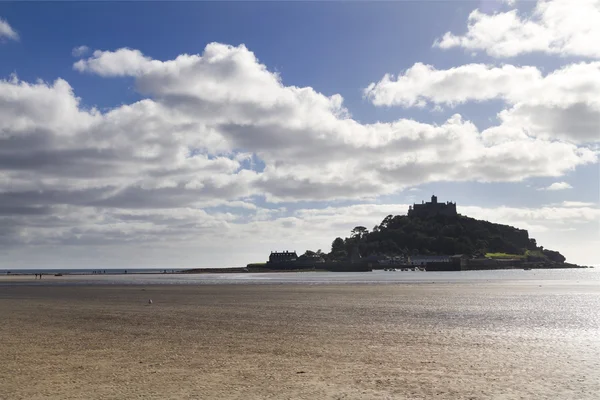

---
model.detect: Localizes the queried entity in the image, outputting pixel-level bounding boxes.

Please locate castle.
[408,195,457,218]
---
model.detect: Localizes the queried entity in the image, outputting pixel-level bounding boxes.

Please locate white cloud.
[74,48,158,76]
[539,181,574,190]
[434,0,600,58]
[364,62,541,107]
[71,45,596,194]
[560,201,596,207]
[365,62,600,143]
[71,45,90,57]
[460,203,599,225]
[0,17,18,41]
[4,46,598,204]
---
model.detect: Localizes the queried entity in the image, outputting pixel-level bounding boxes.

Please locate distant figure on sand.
[34,274,38,279]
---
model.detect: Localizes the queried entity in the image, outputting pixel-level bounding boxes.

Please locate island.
[243,195,589,272]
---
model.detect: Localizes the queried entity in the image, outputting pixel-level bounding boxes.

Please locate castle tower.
[431,195,437,204]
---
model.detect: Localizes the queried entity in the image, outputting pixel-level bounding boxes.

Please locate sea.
[0,268,181,275]
[1,267,599,286]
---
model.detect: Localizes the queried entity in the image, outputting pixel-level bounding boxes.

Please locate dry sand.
[1,282,599,399]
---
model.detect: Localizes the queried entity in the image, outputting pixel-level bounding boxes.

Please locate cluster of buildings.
[363,254,467,268]
[267,250,467,270]
[267,251,326,267]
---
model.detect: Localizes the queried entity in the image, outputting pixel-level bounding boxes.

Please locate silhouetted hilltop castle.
[408,195,457,218]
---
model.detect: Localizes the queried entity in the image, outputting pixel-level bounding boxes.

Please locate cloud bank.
[0,42,595,253]
[365,61,600,143]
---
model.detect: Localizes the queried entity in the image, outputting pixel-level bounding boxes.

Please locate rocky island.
[246,195,589,272]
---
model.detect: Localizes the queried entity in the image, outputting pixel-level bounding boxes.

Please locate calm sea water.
[0,268,181,275]
[1,268,599,286]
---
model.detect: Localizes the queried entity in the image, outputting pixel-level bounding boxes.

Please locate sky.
[0,0,598,268]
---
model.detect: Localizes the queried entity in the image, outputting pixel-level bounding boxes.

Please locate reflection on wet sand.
[1,281,599,399]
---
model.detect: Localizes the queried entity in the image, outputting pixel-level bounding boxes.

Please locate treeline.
[324,213,566,263]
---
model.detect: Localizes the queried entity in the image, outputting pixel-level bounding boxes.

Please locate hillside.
[329,213,566,263]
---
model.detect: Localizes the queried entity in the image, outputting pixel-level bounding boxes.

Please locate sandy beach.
[1,281,599,399]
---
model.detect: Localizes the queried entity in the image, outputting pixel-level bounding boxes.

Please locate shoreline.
[1,269,598,291]
[1,262,592,278]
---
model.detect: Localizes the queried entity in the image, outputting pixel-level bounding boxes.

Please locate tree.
[331,237,345,253]
[351,226,368,239]
[379,215,394,230]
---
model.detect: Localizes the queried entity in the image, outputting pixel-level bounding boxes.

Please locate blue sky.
[1,2,471,110]
[0,0,598,267]
[1,1,524,121]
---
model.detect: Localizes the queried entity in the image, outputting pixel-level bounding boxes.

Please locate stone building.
[408,195,457,218]
[268,251,298,264]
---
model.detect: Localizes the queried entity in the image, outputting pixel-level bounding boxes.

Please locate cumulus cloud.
[434,0,600,58]
[74,48,157,76]
[365,62,600,143]
[539,181,574,191]
[71,45,90,57]
[364,63,541,107]
[71,45,596,193]
[0,17,18,41]
[0,43,598,259]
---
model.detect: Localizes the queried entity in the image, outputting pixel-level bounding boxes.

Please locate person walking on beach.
[34,273,38,279]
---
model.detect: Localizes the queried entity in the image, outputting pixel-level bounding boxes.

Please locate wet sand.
[1,282,599,399]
